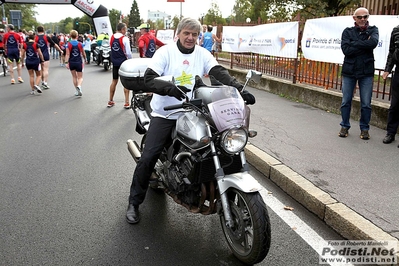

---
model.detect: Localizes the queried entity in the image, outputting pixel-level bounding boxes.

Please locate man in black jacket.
[382,26,399,146]
[51,33,59,60]
[338,7,379,140]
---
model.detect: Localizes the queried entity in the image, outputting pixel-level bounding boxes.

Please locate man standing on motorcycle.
[126,17,255,224]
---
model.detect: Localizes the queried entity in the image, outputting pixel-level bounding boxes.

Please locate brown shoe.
[360,130,370,140]
[338,127,348,138]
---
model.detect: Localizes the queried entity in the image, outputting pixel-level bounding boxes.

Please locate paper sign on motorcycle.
[208,97,246,132]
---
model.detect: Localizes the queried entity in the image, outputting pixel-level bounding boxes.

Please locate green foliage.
[230,0,361,24]
[154,19,164,30]
[128,0,141,29]
[108,8,122,33]
[1,3,38,31]
[232,0,253,23]
[296,0,360,17]
[171,16,180,29]
[65,21,74,34]
[72,15,94,35]
[56,17,73,34]
[203,2,226,25]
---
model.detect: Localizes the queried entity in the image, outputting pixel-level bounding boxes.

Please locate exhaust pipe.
[127,139,141,163]
[128,139,161,189]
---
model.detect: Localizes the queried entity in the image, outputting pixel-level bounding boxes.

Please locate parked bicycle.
[0,50,7,76]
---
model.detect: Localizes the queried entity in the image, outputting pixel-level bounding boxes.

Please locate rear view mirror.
[246,70,262,83]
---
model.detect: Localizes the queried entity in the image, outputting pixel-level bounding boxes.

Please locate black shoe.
[126,204,140,224]
[383,134,395,144]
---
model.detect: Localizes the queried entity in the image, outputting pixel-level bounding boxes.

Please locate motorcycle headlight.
[220,127,248,154]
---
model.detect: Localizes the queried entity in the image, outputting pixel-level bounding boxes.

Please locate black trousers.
[387,71,399,135]
[129,117,176,206]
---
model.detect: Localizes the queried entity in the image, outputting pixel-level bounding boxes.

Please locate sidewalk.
[243,84,399,244]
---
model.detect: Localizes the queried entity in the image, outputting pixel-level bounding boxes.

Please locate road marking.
[0,66,16,76]
[260,189,353,266]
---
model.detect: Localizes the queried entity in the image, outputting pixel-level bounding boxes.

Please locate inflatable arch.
[0,0,113,36]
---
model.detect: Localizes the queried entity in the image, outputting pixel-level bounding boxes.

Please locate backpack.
[145,37,156,58]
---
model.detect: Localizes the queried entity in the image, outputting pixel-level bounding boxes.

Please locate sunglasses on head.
[356,15,369,19]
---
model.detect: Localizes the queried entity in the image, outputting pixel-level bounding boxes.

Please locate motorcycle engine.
[165,152,202,206]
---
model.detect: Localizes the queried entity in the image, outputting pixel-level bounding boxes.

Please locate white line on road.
[259,189,353,266]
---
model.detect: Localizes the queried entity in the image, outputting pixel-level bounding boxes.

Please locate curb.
[245,144,399,260]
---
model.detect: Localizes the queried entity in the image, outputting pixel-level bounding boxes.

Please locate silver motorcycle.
[119,59,271,265]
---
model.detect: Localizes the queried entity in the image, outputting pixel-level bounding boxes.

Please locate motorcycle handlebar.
[163,99,202,111]
[163,103,184,111]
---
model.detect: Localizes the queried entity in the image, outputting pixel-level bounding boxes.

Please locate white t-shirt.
[148,42,218,119]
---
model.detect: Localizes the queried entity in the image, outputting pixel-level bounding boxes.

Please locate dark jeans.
[340,76,373,131]
[129,117,176,206]
[387,71,399,135]
[85,50,90,63]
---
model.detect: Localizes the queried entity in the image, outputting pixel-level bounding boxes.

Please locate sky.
[34,0,234,24]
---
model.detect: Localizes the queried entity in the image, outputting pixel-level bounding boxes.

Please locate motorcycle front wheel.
[104,62,109,71]
[220,188,271,265]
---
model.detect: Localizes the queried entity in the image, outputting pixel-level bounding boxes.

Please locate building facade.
[148,10,171,24]
[362,0,399,14]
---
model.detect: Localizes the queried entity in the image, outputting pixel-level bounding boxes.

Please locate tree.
[154,19,164,30]
[232,0,254,23]
[171,16,180,30]
[128,0,141,29]
[229,0,360,24]
[1,3,38,31]
[108,8,121,32]
[203,2,226,25]
[64,21,74,34]
[73,15,94,34]
[295,0,360,17]
[58,17,73,34]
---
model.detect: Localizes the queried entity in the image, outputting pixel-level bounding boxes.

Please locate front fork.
[205,121,236,228]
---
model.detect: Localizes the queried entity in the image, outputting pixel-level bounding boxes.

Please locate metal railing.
[216,52,393,103]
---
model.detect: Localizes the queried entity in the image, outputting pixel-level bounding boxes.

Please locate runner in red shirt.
[137,23,164,58]
[3,24,23,84]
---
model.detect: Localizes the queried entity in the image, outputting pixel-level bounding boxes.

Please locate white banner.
[73,0,100,16]
[301,15,399,69]
[156,29,175,44]
[92,16,113,36]
[222,22,299,58]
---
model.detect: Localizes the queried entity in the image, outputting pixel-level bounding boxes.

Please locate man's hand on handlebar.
[241,90,256,105]
[167,85,191,101]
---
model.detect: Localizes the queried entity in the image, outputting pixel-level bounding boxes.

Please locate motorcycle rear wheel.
[220,188,271,265]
